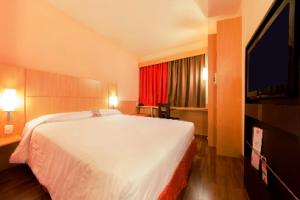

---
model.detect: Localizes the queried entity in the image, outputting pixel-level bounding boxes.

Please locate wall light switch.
[4,125,14,134]
[213,73,217,85]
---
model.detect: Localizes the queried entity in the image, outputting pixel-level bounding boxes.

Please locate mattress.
[11,114,194,200]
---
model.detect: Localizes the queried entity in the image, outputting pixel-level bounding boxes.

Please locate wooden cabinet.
[216,17,242,157]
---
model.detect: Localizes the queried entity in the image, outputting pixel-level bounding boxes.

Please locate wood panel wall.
[25,69,107,121]
[0,65,25,139]
[208,34,217,147]
[216,17,242,157]
[118,101,137,115]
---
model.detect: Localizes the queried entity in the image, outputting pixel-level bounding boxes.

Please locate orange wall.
[216,17,242,157]
[139,39,208,67]
[0,0,138,101]
[139,47,207,67]
[242,0,274,46]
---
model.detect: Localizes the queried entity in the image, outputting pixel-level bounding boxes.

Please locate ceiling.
[47,0,241,58]
[196,0,241,18]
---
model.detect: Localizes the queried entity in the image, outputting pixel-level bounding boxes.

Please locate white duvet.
[10,114,194,200]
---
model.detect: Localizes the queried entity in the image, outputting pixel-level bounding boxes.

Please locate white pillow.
[99,109,122,116]
[45,111,93,123]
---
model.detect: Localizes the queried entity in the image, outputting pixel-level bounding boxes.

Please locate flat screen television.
[246,0,299,101]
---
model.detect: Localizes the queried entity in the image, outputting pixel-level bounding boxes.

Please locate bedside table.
[0,135,21,171]
[0,135,21,147]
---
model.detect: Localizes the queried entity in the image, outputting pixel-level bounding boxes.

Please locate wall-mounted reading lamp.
[202,67,208,81]
[108,95,119,109]
[0,89,18,122]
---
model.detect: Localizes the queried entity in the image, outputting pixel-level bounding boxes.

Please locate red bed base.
[158,139,197,200]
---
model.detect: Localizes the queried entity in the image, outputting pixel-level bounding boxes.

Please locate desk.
[170,107,208,111]
[136,106,208,135]
[136,106,208,117]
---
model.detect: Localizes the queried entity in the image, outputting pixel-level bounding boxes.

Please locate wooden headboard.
[25,69,108,121]
[0,65,136,139]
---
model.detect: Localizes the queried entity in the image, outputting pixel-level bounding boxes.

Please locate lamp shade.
[1,89,18,112]
[109,96,118,108]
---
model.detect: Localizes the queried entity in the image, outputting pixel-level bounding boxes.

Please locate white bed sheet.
[11,114,194,200]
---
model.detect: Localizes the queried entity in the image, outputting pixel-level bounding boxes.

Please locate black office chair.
[158,103,171,119]
[158,103,179,120]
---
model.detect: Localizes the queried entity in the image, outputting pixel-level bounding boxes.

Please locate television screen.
[248,5,290,93]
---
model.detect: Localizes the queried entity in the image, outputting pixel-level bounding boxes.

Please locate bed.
[10,110,196,200]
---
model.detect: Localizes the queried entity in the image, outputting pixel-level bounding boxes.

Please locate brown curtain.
[168,55,206,107]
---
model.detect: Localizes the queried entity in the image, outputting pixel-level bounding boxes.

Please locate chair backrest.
[158,103,170,119]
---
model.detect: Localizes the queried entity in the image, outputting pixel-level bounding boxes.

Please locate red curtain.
[139,63,168,106]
